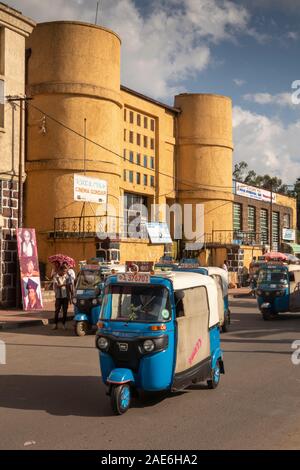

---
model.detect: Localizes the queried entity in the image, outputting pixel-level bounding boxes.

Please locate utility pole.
[270,181,273,251]
[6,95,31,228]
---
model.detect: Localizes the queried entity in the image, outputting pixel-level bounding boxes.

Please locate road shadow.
[0,321,98,338]
[0,374,177,416]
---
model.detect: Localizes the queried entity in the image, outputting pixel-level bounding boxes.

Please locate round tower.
[174,93,233,244]
[25,21,122,264]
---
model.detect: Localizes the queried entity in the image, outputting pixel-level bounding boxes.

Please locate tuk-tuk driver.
[133,293,162,320]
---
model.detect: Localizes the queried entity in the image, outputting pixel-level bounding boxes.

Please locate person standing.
[52,266,73,330]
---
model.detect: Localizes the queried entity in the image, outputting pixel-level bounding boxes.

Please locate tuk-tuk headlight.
[92,299,98,306]
[96,336,109,351]
[72,297,77,305]
[143,339,155,353]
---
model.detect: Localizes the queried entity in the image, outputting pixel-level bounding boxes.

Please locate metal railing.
[210,230,263,246]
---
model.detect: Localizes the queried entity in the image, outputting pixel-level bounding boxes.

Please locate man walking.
[52,265,73,330]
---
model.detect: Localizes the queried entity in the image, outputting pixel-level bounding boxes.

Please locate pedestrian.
[222,260,228,271]
[52,265,73,330]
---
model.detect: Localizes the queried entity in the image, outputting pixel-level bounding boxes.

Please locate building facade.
[0,3,35,306]
[21,20,297,280]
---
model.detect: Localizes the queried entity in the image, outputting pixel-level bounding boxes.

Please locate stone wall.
[1,179,18,307]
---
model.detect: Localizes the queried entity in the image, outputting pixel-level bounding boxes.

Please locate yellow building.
[0,3,35,305]
[24,20,297,278]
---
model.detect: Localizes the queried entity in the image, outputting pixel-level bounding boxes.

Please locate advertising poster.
[17,228,43,311]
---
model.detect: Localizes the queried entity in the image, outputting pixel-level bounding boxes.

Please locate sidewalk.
[0,301,74,330]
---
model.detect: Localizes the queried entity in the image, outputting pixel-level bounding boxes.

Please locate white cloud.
[287,31,299,41]
[233,106,300,184]
[11,0,254,99]
[233,78,246,86]
[243,92,298,108]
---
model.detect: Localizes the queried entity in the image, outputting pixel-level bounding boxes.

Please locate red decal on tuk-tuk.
[188,338,202,365]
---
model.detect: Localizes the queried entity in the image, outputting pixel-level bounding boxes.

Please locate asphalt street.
[1,297,300,450]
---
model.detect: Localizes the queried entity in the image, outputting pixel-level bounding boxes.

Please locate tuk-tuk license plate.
[117,273,150,283]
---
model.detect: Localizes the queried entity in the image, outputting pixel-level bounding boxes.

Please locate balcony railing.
[210,230,263,246]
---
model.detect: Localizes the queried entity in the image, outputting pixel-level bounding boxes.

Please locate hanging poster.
[17,228,43,311]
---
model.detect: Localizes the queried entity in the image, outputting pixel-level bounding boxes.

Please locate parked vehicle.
[96,270,224,414]
[73,263,124,336]
[256,263,300,320]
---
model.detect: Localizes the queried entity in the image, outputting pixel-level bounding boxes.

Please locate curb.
[0,315,74,330]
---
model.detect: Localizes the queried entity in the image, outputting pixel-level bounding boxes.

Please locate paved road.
[1,298,300,450]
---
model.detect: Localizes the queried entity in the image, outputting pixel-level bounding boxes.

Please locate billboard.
[235,182,276,203]
[282,228,296,241]
[74,174,107,204]
[146,222,172,244]
[17,228,43,311]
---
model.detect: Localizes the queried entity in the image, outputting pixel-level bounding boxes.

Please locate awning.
[284,243,300,254]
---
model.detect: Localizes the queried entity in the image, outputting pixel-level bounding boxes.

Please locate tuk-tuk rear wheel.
[207,362,221,389]
[111,384,131,415]
[221,314,230,333]
[75,321,89,336]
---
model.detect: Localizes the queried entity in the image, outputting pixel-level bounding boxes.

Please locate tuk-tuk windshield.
[76,270,103,290]
[102,284,171,322]
[257,268,288,285]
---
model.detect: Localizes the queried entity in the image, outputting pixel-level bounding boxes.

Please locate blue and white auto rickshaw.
[96,270,224,414]
[73,263,124,336]
[175,265,230,332]
[256,263,300,320]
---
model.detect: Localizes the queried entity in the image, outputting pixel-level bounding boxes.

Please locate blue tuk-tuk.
[174,265,230,332]
[256,263,300,320]
[96,270,224,414]
[73,263,124,336]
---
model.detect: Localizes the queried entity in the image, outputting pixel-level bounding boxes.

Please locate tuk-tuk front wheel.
[221,313,230,333]
[261,308,276,321]
[75,321,89,336]
[111,384,131,415]
[207,362,221,389]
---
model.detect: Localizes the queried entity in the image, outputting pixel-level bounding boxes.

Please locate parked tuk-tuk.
[73,262,124,336]
[174,265,230,332]
[96,270,224,414]
[256,263,300,320]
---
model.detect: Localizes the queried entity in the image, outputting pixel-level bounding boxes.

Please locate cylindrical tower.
[174,93,233,243]
[25,21,122,264]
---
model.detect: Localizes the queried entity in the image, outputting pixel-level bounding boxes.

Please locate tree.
[233,161,248,181]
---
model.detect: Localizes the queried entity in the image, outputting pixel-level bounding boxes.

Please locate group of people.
[51,262,76,330]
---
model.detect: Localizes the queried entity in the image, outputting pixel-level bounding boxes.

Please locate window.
[137,114,141,126]
[150,138,155,150]
[150,175,155,187]
[129,151,134,163]
[233,203,242,232]
[123,170,126,181]
[0,80,4,128]
[137,133,141,146]
[144,116,148,129]
[129,131,134,143]
[124,108,127,122]
[143,155,147,168]
[283,213,290,228]
[272,211,279,251]
[150,156,154,169]
[123,129,126,141]
[260,209,268,245]
[123,149,126,160]
[129,171,133,183]
[123,192,148,238]
[136,153,141,165]
[136,172,141,184]
[129,111,134,124]
[143,174,148,186]
[143,136,148,148]
[150,119,155,132]
[248,206,256,232]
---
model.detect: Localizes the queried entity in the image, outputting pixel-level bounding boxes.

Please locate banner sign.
[282,228,296,241]
[236,182,276,203]
[74,174,107,204]
[146,222,172,244]
[17,228,43,311]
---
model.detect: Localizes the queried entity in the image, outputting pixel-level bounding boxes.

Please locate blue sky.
[10,0,300,183]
